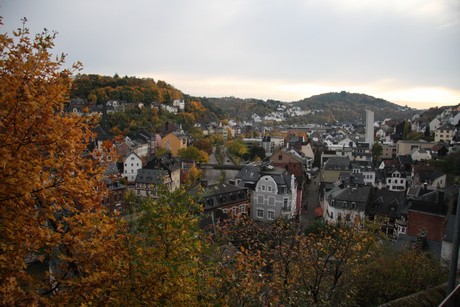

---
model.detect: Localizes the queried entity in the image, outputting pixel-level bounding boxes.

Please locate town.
[75,96,460,269]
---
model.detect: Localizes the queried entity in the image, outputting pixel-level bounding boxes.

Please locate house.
[367,188,408,237]
[122,152,142,183]
[429,117,442,133]
[134,169,173,197]
[350,161,375,186]
[117,136,149,158]
[449,111,460,126]
[435,123,456,143]
[320,156,351,183]
[161,131,188,156]
[102,179,128,214]
[406,189,452,242]
[385,168,407,192]
[396,140,435,156]
[322,185,371,227]
[195,183,250,218]
[380,143,397,160]
[234,162,299,221]
[411,165,446,191]
[269,148,306,179]
[410,148,432,162]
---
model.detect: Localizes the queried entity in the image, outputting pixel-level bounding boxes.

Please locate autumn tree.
[113,188,211,305]
[0,19,120,304]
[178,145,209,163]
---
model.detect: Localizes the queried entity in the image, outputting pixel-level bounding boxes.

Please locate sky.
[1,0,459,109]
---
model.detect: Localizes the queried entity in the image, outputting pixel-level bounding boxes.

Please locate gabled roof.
[323,156,350,170]
[135,169,170,184]
[368,188,407,218]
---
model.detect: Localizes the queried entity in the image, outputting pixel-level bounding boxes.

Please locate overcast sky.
[2,0,459,109]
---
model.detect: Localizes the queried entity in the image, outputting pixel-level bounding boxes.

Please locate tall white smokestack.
[365,109,374,148]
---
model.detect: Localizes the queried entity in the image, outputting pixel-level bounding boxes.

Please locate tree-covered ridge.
[71,74,183,104]
[292,91,416,123]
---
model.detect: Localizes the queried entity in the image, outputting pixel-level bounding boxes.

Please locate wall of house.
[123,153,142,183]
[407,211,445,241]
[251,175,295,221]
[270,152,303,177]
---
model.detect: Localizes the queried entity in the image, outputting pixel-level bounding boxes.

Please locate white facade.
[123,153,142,183]
[252,175,297,221]
[386,170,407,191]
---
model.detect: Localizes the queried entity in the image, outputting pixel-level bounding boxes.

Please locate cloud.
[1,0,459,108]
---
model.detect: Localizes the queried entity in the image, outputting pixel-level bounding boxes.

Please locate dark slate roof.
[339,172,365,186]
[408,188,458,216]
[135,169,169,184]
[235,163,293,193]
[192,183,249,211]
[350,160,375,172]
[323,156,350,170]
[396,155,413,166]
[329,185,371,211]
[367,188,407,218]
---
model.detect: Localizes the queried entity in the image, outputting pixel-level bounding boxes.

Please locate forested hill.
[71,74,183,104]
[200,92,417,124]
[70,74,417,124]
[290,91,417,124]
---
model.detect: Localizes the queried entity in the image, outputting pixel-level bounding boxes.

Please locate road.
[300,174,321,228]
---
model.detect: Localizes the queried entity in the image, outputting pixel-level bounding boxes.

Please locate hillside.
[70,74,419,125]
[290,91,417,124]
[198,91,418,125]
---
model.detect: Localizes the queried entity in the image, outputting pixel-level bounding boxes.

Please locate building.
[396,140,435,156]
[320,156,351,183]
[322,185,371,226]
[234,162,299,221]
[161,131,188,156]
[435,124,456,143]
[196,183,250,218]
[122,152,142,183]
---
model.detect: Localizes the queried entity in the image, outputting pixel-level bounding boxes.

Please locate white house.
[410,148,432,162]
[123,152,142,183]
[252,174,297,221]
[386,169,407,191]
[322,185,370,227]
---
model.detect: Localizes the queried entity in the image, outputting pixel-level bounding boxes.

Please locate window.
[268,186,272,192]
[283,198,288,209]
[137,163,139,166]
[258,195,264,204]
[239,205,246,214]
[351,202,356,209]
[257,209,264,219]
[261,185,266,191]
[278,155,282,160]
[131,157,135,160]
[342,201,348,208]
[268,197,275,206]
[267,210,275,220]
